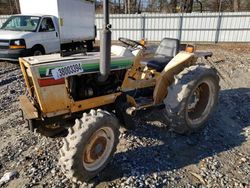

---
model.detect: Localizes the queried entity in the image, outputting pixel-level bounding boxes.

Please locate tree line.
[96,0,250,14]
[0,0,249,15]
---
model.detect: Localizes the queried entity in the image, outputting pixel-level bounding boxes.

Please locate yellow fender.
[153,51,197,104]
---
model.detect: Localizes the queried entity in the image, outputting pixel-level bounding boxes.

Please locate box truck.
[0,0,96,61]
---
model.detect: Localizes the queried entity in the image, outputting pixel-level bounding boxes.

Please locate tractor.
[19,0,220,184]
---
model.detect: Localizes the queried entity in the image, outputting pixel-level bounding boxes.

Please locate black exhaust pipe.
[100,0,111,79]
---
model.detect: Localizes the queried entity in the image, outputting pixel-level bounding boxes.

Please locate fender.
[153,51,197,104]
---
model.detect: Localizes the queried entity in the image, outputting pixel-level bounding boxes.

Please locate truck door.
[38,17,60,53]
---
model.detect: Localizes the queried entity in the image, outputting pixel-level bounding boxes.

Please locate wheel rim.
[82,127,115,172]
[33,50,42,56]
[186,79,215,126]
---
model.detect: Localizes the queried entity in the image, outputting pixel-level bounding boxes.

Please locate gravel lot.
[0,44,249,188]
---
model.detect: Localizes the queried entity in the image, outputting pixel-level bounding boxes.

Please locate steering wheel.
[118,37,146,50]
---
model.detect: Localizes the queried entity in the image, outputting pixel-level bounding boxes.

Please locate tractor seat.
[141,55,173,72]
[141,38,180,72]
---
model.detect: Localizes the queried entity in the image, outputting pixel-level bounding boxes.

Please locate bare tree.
[233,0,240,11]
[127,0,131,13]
[170,0,178,13]
[96,0,249,14]
[137,0,142,13]
[124,0,128,13]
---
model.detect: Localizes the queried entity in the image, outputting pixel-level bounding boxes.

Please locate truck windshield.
[1,16,41,32]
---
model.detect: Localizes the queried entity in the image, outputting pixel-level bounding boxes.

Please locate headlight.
[9,39,26,49]
[14,40,20,45]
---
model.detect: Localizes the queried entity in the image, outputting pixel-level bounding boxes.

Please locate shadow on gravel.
[95,88,250,183]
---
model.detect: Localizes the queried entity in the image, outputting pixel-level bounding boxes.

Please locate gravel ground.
[0,44,249,188]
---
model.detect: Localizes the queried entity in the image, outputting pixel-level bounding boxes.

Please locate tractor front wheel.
[164,64,220,134]
[59,109,120,183]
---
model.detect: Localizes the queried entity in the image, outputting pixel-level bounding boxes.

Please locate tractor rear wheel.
[59,109,120,183]
[164,64,220,134]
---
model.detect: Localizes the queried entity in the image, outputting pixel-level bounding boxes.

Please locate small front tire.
[59,109,120,183]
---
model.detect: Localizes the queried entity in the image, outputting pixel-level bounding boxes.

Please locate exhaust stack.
[100,0,111,78]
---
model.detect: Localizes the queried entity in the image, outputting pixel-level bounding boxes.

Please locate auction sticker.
[51,63,83,80]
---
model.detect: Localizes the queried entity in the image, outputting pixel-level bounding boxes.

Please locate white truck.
[0,0,96,61]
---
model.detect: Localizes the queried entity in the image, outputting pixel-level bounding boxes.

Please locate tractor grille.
[0,40,9,49]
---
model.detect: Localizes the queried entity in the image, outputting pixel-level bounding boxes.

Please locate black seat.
[141,38,180,71]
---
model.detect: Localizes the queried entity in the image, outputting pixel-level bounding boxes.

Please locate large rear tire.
[164,64,220,134]
[59,109,120,183]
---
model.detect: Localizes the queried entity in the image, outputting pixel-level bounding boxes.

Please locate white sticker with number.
[51,63,83,80]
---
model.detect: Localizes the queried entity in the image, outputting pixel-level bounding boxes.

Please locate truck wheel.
[164,64,220,134]
[86,40,94,52]
[32,46,45,56]
[59,109,120,183]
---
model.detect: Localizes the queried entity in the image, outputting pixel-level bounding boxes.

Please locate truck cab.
[0,0,96,61]
[0,14,60,61]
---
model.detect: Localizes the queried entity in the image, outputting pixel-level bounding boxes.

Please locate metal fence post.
[178,13,184,41]
[141,14,146,39]
[215,12,222,43]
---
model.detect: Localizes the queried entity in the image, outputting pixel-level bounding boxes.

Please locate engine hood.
[0,30,33,40]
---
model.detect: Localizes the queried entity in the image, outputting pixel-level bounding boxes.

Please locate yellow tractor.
[19,0,219,183]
